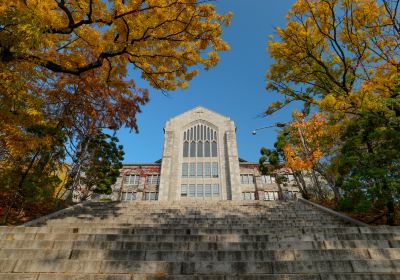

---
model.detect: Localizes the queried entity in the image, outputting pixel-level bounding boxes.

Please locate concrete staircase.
[1,200,400,279]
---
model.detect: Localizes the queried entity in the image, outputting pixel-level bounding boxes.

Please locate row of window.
[121,191,159,201]
[183,141,217,158]
[240,174,254,184]
[242,191,297,201]
[261,175,276,184]
[241,174,293,184]
[184,124,217,142]
[242,191,279,201]
[182,162,218,178]
[123,174,160,185]
[181,184,220,198]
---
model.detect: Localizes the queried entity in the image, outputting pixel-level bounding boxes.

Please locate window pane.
[212,141,217,157]
[144,192,149,200]
[197,184,203,197]
[212,184,219,196]
[125,175,139,185]
[181,184,187,197]
[194,126,197,141]
[184,131,186,141]
[183,142,189,157]
[189,163,196,177]
[182,163,188,177]
[212,162,218,178]
[197,142,203,157]
[189,184,196,197]
[274,192,279,200]
[200,125,204,140]
[205,184,212,197]
[190,142,196,157]
[197,163,203,177]
[207,127,210,140]
[190,128,193,140]
[150,192,156,200]
[204,163,211,177]
[250,175,254,184]
[204,142,210,157]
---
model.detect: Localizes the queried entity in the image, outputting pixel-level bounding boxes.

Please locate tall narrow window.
[182,163,188,177]
[213,184,220,196]
[204,141,210,157]
[190,142,196,157]
[197,142,203,157]
[183,142,189,157]
[181,185,187,197]
[211,162,218,178]
[189,163,196,177]
[211,141,217,157]
[204,163,211,177]
[197,163,203,177]
[197,184,204,197]
[205,184,212,197]
[188,184,196,197]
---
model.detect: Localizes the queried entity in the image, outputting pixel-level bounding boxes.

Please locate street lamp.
[251,122,287,135]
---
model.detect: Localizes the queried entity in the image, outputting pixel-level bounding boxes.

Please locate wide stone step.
[2,232,400,242]
[60,210,327,216]
[3,259,400,274]
[41,221,347,228]
[47,214,338,221]
[1,227,368,235]
[1,273,400,280]
[4,226,387,235]
[1,239,397,251]
[2,248,400,261]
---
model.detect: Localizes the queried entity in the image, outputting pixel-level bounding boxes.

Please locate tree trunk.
[1,152,39,224]
[293,170,309,199]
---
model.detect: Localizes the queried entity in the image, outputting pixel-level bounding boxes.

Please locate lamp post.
[251,122,287,135]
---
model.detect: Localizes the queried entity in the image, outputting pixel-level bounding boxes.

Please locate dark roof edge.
[123,163,161,166]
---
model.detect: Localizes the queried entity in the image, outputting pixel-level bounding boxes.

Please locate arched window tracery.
[183,124,218,158]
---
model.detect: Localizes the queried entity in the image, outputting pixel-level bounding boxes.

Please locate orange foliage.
[283,111,329,171]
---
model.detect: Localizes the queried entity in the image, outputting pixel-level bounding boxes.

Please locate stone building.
[110,106,300,201]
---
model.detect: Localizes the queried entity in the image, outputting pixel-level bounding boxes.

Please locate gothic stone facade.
[110,106,300,201]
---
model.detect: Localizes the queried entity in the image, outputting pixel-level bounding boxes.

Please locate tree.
[283,111,341,200]
[67,132,124,200]
[264,0,400,224]
[1,0,231,90]
[259,129,311,200]
[0,0,232,223]
[337,112,400,225]
[265,0,399,120]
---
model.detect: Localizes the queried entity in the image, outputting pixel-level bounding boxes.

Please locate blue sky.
[118,0,297,163]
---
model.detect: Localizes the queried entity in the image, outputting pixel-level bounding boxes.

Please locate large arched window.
[183,124,217,157]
